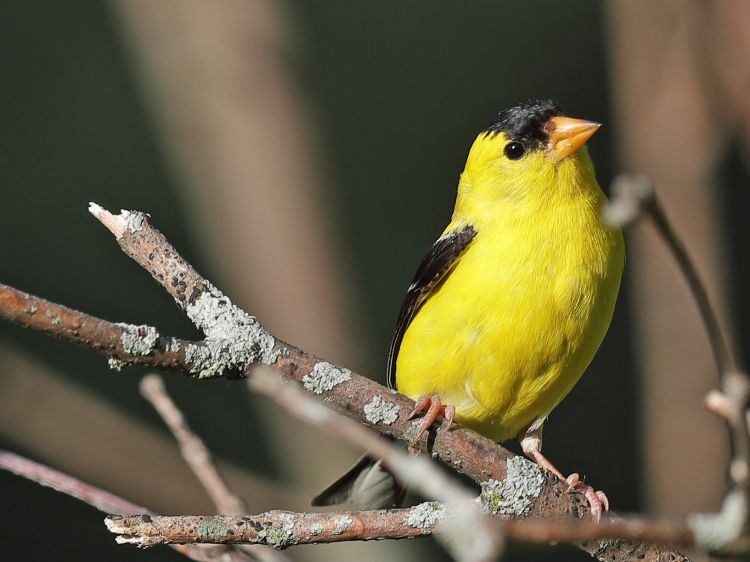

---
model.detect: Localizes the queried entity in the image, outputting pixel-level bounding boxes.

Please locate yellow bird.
[314,100,624,518]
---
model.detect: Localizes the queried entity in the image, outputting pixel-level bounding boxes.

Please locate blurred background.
[1,1,749,561]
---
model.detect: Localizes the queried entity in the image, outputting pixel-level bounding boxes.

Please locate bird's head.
[457,100,602,214]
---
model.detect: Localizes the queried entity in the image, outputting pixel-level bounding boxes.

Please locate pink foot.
[566,473,609,521]
[407,395,455,440]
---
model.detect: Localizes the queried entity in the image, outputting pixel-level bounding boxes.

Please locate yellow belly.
[395,209,623,442]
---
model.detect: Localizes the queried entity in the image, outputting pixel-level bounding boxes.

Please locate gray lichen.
[184,282,279,378]
[308,522,324,536]
[122,210,146,232]
[166,338,182,353]
[688,488,747,553]
[117,323,159,356]
[363,395,400,425]
[107,357,127,371]
[302,361,352,395]
[258,512,295,548]
[332,516,352,535]
[404,502,445,534]
[480,479,504,515]
[184,343,216,378]
[480,456,544,517]
[588,538,623,559]
[196,516,233,541]
[44,310,61,325]
[403,419,424,443]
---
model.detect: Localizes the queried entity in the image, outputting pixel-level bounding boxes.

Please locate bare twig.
[140,374,290,562]
[604,174,739,376]
[140,375,246,515]
[0,449,254,562]
[0,448,148,515]
[605,174,750,555]
[105,510,697,549]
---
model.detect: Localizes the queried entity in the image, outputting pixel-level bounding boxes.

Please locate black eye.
[503,141,526,160]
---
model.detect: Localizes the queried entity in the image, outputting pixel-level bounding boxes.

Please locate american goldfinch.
[314,100,624,519]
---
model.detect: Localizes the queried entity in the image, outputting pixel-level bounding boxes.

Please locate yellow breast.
[395,139,624,442]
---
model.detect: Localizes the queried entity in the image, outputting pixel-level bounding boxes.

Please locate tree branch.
[0,202,696,561]
[104,511,696,549]
[106,510,430,548]
[0,449,700,556]
[82,204,569,501]
[84,203,692,562]
[0,448,147,515]
[0,283,209,374]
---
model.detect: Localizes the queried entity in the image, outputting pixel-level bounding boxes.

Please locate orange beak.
[545,116,601,161]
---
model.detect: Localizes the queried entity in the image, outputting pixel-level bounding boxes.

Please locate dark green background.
[1,2,652,560]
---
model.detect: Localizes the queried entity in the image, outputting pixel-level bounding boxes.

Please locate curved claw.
[441,405,456,432]
[596,490,610,512]
[407,395,455,441]
[565,472,580,491]
[566,475,609,521]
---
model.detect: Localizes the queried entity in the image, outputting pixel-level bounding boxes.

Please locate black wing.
[386,224,477,389]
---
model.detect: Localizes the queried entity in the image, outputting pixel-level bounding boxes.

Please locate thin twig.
[0,449,254,562]
[605,174,750,554]
[140,374,290,562]
[0,449,148,515]
[604,174,740,375]
[140,375,246,515]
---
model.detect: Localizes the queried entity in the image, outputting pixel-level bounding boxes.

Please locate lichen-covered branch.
[104,510,696,550]
[106,509,431,548]
[89,203,278,378]
[84,203,692,562]
[0,449,699,555]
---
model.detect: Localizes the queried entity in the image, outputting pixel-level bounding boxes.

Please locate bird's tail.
[311,454,405,510]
